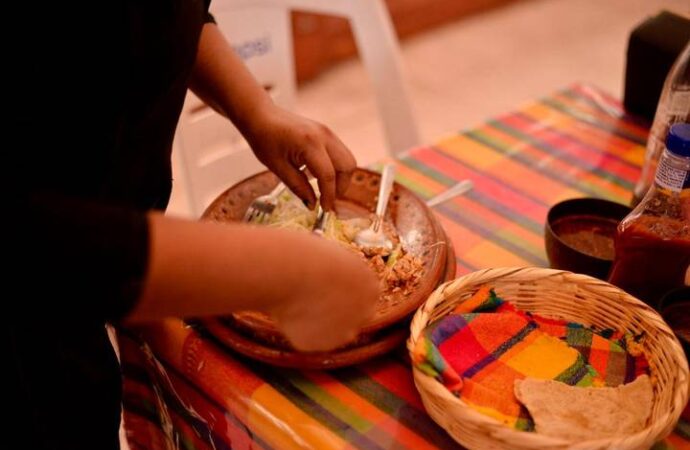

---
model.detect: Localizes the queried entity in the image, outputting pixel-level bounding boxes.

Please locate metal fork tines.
[312,207,331,236]
[243,181,287,223]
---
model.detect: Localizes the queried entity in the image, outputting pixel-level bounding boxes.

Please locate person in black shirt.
[6,2,379,449]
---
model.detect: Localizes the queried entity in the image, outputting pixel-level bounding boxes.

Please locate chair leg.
[349,0,421,157]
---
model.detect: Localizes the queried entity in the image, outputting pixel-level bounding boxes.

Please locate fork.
[242,180,287,223]
[425,179,474,207]
[312,206,332,235]
[354,163,396,251]
[244,166,308,223]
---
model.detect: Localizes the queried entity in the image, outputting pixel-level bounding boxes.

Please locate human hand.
[244,105,356,211]
[263,238,380,352]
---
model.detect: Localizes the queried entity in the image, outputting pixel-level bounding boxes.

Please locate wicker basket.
[407,267,689,450]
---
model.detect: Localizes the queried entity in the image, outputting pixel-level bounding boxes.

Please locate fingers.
[300,126,356,211]
[287,273,378,353]
[277,299,366,353]
[282,321,358,353]
[272,161,317,209]
[325,133,356,197]
[301,145,337,211]
[260,111,357,211]
[267,240,380,353]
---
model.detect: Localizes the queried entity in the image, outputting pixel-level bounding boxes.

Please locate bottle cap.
[666,123,690,157]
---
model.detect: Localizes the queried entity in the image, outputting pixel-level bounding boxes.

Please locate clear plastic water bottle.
[632,42,690,207]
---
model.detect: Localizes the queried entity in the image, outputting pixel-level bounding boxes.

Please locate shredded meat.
[352,243,423,303]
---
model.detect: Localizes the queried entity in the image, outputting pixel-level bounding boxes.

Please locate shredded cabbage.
[249,185,421,297]
[322,213,351,245]
[264,190,317,230]
[251,186,368,246]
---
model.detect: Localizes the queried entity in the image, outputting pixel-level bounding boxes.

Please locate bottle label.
[655,156,690,192]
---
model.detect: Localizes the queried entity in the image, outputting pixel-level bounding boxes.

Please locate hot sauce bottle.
[609,123,690,306]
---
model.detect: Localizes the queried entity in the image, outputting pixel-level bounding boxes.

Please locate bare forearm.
[189,23,273,134]
[130,213,327,321]
[187,21,357,214]
[128,212,380,352]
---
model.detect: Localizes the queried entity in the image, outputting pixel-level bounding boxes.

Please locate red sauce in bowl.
[551,214,618,260]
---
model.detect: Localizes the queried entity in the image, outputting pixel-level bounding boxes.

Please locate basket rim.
[407,266,690,448]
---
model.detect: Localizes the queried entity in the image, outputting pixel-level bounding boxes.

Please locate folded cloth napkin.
[412,286,648,430]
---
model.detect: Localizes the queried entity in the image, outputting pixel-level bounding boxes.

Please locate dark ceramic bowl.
[658,287,690,362]
[545,198,632,280]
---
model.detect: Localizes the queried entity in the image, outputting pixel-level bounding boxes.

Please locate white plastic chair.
[172,0,420,217]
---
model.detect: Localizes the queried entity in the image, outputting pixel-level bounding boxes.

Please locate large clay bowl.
[202,168,449,347]
[196,223,456,369]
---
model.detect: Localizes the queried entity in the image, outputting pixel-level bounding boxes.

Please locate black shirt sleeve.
[9,192,149,322]
[206,0,215,23]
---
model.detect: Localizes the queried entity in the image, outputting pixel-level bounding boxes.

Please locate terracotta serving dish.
[199,168,453,367]
[203,168,448,330]
[198,224,456,369]
[201,317,410,370]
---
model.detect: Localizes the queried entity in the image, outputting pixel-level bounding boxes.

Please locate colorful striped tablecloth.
[120,84,690,450]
